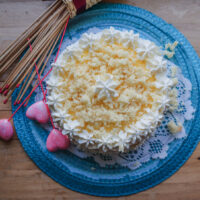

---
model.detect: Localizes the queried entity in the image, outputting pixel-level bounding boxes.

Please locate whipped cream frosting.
[47,27,178,152]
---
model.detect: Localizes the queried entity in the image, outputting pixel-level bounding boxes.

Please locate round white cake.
[47,27,178,152]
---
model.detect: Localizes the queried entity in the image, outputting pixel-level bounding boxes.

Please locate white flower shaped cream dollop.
[121,30,139,49]
[46,92,65,110]
[62,120,80,136]
[52,110,70,125]
[136,39,159,60]
[95,75,118,101]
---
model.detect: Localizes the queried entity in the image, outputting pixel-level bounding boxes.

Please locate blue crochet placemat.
[12,3,200,197]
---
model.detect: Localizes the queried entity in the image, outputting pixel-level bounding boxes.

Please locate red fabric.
[73,0,86,14]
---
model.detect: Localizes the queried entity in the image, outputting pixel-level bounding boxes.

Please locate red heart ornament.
[26,101,49,124]
[46,129,70,152]
[0,119,14,141]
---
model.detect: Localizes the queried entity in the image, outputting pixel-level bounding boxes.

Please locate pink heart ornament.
[0,119,14,141]
[26,101,49,124]
[46,129,70,152]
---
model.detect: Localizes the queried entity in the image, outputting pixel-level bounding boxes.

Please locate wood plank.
[0,136,199,200]
[0,96,11,111]
[0,1,52,52]
[0,1,51,28]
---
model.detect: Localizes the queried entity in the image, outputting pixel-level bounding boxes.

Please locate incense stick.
[1,0,102,105]
[7,17,69,122]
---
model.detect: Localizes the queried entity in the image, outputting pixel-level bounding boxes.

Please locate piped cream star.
[51,63,65,73]
[154,78,173,91]
[47,92,65,109]
[78,131,94,146]
[52,110,70,125]
[102,27,120,43]
[46,77,64,91]
[136,40,159,60]
[122,30,139,49]
[156,95,170,108]
[146,56,167,72]
[115,131,131,152]
[95,75,118,101]
[65,46,82,61]
[79,33,96,51]
[97,135,113,151]
[63,120,80,136]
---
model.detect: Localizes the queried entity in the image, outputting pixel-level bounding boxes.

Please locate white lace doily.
[33,29,195,170]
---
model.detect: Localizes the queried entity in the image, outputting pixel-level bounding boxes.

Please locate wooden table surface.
[0,0,200,199]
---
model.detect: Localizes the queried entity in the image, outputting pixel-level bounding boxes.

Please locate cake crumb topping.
[167,120,182,134]
[47,27,179,152]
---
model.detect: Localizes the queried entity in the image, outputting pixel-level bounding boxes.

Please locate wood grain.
[0,0,199,199]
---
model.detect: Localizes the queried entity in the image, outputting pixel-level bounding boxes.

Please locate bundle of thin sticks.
[0,0,101,105]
